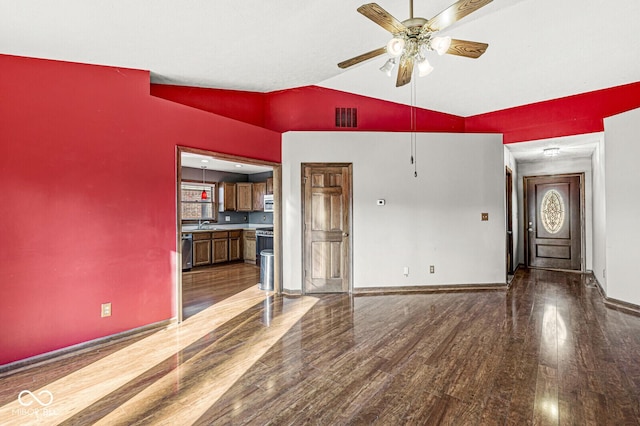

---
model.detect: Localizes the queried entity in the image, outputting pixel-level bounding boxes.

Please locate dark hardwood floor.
[1,266,640,425]
[182,262,260,319]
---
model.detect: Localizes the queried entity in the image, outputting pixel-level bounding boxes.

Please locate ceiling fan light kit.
[338,0,492,87]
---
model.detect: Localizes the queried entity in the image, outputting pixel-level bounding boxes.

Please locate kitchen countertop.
[181,224,272,233]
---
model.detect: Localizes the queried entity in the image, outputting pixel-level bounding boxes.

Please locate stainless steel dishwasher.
[181,233,193,271]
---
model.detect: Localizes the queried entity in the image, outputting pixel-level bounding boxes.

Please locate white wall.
[604,108,640,305]
[515,157,594,271]
[591,135,607,290]
[282,132,505,292]
[504,147,519,272]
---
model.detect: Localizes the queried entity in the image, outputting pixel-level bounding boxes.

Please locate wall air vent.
[335,107,358,128]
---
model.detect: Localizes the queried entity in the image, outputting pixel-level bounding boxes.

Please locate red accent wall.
[152,82,640,144]
[151,84,465,133]
[466,82,640,143]
[263,86,465,133]
[150,85,266,128]
[0,55,280,366]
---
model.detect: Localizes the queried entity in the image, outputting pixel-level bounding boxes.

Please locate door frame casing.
[176,146,282,322]
[523,172,585,272]
[506,166,514,276]
[300,162,353,295]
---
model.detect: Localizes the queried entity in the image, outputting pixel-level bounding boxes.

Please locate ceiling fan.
[338,0,492,87]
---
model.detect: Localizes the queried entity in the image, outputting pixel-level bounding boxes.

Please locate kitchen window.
[181,182,218,221]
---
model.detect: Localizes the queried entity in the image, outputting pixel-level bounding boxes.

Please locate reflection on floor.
[182,262,260,319]
[2,268,640,424]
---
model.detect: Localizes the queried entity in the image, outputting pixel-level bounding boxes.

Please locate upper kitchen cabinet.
[266,177,273,195]
[252,182,266,211]
[236,183,253,212]
[218,182,236,212]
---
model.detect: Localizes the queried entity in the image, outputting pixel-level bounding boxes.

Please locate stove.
[256,228,274,237]
[256,227,274,265]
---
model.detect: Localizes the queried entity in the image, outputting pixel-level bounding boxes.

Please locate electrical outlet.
[481,213,489,221]
[430,265,435,274]
[225,216,231,222]
[101,303,112,317]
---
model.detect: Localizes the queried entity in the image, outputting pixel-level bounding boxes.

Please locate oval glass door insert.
[541,189,565,234]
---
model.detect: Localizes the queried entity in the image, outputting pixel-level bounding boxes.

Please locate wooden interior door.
[525,174,582,270]
[303,164,352,293]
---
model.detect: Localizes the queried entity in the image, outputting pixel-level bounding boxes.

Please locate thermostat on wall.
[377,199,386,206]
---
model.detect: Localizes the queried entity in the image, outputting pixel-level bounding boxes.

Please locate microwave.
[263,194,274,212]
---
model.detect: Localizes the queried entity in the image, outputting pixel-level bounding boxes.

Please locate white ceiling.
[2,0,638,116]
[181,152,272,175]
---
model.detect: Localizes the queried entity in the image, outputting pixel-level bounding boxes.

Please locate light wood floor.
[1,265,640,424]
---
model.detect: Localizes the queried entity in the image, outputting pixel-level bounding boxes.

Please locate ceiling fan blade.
[446,39,489,58]
[358,3,407,34]
[425,0,493,32]
[396,56,414,87]
[338,47,387,69]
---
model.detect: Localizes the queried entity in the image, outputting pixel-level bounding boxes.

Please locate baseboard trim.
[354,283,508,295]
[282,289,302,296]
[0,318,175,376]
[604,297,640,317]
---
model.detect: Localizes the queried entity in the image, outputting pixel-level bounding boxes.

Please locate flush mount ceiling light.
[200,159,209,163]
[338,0,492,87]
[543,147,560,157]
[235,164,243,168]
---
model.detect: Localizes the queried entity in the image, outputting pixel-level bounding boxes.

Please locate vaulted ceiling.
[1,0,638,116]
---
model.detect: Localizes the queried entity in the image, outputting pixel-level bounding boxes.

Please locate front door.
[302,164,352,293]
[525,174,582,270]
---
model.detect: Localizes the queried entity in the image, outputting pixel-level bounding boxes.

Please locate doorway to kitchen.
[176,146,281,322]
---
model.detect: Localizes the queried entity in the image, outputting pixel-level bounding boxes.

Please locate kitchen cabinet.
[252,182,266,211]
[229,230,242,261]
[266,177,273,195]
[243,230,256,262]
[236,183,253,211]
[212,231,229,263]
[219,182,236,212]
[193,232,212,266]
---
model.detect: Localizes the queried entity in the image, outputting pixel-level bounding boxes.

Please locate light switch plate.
[481,213,489,221]
[377,199,386,206]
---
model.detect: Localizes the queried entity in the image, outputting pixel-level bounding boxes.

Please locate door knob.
[528,228,533,232]
[343,232,349,237]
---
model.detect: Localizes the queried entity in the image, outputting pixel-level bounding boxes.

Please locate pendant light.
[201,166,208,200]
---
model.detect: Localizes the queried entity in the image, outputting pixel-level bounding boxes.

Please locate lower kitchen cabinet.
[188,228,258,268]
[193,232,212,266]
[212,231,229,264]
[229,230,242,261]
[243,230,256,263]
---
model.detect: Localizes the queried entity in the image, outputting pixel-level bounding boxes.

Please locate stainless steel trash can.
[259,249,274,291]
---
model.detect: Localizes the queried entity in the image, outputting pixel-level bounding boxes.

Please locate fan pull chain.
[411,78,417,178]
